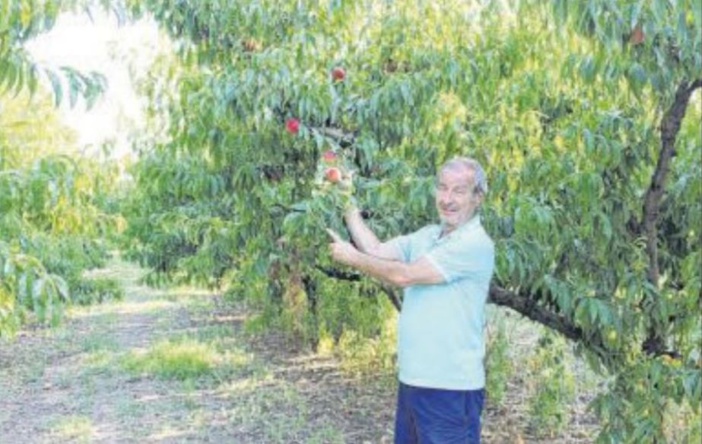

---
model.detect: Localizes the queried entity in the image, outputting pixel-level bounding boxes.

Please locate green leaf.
[45,69,63,107]
[627,62,647,94]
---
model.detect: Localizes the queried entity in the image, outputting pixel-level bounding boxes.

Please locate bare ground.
[0,260,599,443]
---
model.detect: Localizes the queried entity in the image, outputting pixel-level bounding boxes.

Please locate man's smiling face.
[435,165,483,234]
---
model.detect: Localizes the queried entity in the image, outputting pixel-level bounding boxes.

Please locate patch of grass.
[306,426,345,444]
[120,335,257,383]
[81,349,117,375]
[163,287,215,304]
[193,324,235,344]
[21,355,48,384]
[182,378,200,410]
[80,329,119,353]
[116,396,147,420]
[213,348,261,383]
[227,381,309,441]
[122,339,219,380]
[50,415,94,443]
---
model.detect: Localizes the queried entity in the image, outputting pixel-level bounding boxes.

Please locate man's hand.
[327,229,358,266]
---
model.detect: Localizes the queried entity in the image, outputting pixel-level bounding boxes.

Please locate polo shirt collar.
[436,214,481,242]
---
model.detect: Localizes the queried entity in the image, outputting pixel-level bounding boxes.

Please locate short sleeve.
[387,234,412,263]
[425,234,494,283]
[387,226,436,263]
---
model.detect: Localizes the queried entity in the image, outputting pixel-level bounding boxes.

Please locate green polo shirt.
[389,216,495,390]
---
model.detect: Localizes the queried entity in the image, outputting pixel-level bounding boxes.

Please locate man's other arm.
[328,229,443,288]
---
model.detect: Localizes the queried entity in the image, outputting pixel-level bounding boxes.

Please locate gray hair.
[440,157,488,195]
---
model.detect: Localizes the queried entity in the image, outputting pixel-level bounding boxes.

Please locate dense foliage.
[0,92,125,335]
[122,0,701,440]
[3,0,699,441]
[0,0,127,336]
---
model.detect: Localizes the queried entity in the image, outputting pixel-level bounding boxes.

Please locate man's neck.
[440,213,479,238]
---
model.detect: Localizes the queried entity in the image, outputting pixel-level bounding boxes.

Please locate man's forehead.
[438,166,475,184]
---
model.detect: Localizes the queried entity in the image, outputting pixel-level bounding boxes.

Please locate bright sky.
[26,11,161,157]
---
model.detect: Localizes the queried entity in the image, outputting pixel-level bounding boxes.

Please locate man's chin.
[440,219,458,233]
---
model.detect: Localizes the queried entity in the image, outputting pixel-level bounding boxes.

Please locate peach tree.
[0,0,125,335]
[122,0,700,440]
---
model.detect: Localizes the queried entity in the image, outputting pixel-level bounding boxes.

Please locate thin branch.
[270,203,305,214]
[315,265,361,282]
[311,126,358,148]
[379,284,402,311]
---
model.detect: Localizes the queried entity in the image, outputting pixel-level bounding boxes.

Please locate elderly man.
[327,157,495,444]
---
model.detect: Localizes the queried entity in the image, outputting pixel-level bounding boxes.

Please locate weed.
[120,335,257,383]
[121,338,218,380]
[50,415,94,443]
[526,332,576,438]
[485,313,513,407]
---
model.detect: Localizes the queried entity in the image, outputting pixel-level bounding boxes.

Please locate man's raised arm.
[344,207,401,261]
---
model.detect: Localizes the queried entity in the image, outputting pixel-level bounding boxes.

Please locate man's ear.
[474,191,485,207]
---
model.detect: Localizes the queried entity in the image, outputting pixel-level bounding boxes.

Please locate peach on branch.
[324,167,342,183]
[286,118,300,135]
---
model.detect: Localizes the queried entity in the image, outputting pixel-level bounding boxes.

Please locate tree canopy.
[2,0,700,441]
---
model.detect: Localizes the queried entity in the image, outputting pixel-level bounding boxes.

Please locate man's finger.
[326,228,342,242]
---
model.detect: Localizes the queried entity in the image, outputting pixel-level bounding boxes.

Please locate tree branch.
[315,266,401,310]
[642,80,700,284]
[488,285,584,342]
[379,284,402,312]
[315,265,361,282]
[640,79,700,355]
[314,126,357,146]
[488,285,682,359]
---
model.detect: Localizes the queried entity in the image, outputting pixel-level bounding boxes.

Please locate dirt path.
[0,259,597,443]
[0,260,397,443]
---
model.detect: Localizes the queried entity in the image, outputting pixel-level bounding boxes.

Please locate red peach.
[331,67,346,82]
[286,118,300,134]
[325,167,342,183]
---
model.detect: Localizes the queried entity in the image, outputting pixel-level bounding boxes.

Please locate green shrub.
[71,277,124,306]
[485,316,513,407]
[526,333,576,438]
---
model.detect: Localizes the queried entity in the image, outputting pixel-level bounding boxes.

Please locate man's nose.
[439,191,453,204]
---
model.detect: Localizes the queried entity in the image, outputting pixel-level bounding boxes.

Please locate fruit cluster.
[312,149,354,209]
[284,66,347,137]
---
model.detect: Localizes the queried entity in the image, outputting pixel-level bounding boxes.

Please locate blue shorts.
[394,382,485,444]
